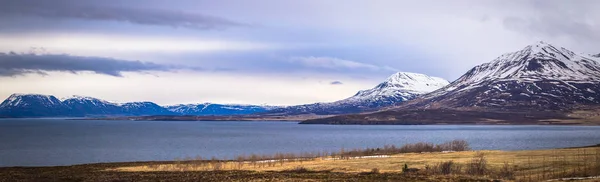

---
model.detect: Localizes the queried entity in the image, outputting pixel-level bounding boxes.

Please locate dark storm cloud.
[329,81,343,85]
[0,52,188,77]
[0,0,247,30]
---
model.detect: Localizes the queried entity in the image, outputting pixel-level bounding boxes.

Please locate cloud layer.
[502,0,600,43]
[1,0,246,30]
[288,56,397,72]
[0,52,182,77]
[1,0,599,105]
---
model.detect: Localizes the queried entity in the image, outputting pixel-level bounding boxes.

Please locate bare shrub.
[285,166,310,173]
[250,154,258,168]
[338,140,471,157]
[448,140,471,151]
[496,161,515,180]
[440,161,461,175]
[427,161,461,175]
[236,155,245,169]
[403,164,420,174]
[466,152,488,176]
[212,162,223,171]
[209,156,222,171]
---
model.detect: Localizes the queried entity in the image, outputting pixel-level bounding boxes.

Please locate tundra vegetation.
[2,140,599,182]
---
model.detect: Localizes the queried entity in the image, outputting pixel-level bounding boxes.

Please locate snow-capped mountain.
[0,94,277,117]
[0,94,71,117]
[268,72,449,115]
[62,95,123,116]
[120,102,175,116]
[167,103,275,115]
[301,41,600,125]
[351,72,450,101]
[402,41,600,111]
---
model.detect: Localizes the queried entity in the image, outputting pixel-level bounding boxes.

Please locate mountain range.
[3,41,599,124]
[302,41,600,125]
[0,94,275,118]
[266,72,449,115]
[0,72,449,118]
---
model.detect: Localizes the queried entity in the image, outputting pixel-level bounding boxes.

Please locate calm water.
[1,119,600,167]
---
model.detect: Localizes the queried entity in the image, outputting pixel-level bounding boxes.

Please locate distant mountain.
[0,94,70,117]
[0,94,276,118]
[593,53,600,58]
[268,72,449,115]
[120,102,174,116]
[303,41,600,124]
[167,103,273,115]
[62,96,122,116]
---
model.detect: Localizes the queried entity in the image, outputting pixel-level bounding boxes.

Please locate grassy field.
[113,146,600,181]
[2,144,599,182]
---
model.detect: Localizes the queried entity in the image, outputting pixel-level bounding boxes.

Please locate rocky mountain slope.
[268,72,449,115]
[302,41,600,125]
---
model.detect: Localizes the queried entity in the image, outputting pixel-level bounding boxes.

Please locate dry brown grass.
[114,146,600,181]
[565,109,600,124]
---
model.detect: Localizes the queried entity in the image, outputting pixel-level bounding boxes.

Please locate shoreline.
[2,144,599,182]
[4,143,596,169]
[4,117,600,126]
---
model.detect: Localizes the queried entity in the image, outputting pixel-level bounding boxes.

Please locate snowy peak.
[402,41,600,111]
[352,72,449,100]
[120,101,157,108]
[524,41,568,55]
[457,41,600,85]
[0,94,71,117]
[0,93,275,117]
[61,95,100,101]
[0,93,62,108]
[62,95,116,106]
[379,72,449,93]
[268,72,449,115]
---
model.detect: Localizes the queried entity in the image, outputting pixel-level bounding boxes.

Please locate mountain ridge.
[408,41,600,110]
[302,41,600,125]
[266,72,449,115]
[0,94,278,118]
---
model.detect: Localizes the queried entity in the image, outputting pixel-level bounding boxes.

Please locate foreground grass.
[0,164,489,182]
[2,146,599,182]
[114,146,600,181]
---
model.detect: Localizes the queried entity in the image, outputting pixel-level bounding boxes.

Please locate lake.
[1,119,600,167]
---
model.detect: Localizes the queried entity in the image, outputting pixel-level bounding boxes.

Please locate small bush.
[427,161,461,175]
[496,162,515,180]
[285,166,310,173]
[466,152,488,176]
[211,162,222,171]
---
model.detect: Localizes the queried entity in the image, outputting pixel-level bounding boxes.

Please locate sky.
[0,0,599,106]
